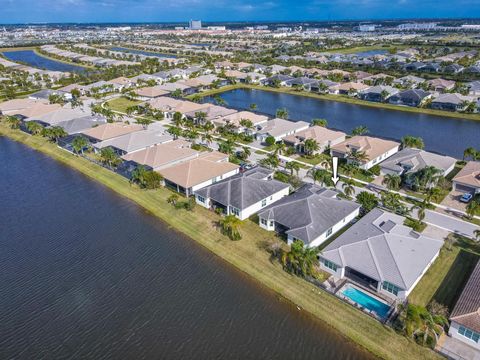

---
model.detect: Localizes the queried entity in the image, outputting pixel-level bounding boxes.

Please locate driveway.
[441,190,468,212]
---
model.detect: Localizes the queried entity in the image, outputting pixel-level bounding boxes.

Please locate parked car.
[460,193,473,203]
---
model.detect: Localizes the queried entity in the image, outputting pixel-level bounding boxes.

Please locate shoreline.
[189,84,480,122]
[0,125,441,360]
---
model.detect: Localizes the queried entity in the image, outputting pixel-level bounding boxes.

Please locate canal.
[205,88,480,159]
[0,137,371,360]
[2,50,87,73]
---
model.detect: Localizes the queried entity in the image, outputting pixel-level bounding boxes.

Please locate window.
[261,218,267,226]
[230,206,240,217]
[459,326,480,343]
[326,228,333,237]
[261,199,267,207]
[269,220,274,227]
[197,195,206,203]
[324,259,337,272]
[382,281,400,296]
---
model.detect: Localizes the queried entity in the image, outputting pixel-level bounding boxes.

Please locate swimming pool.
[341,285,391,319]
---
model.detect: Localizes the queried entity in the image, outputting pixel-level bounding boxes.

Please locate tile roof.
[81,122,143,141]
[380,148,456,175]
[283,125,346,146]
[331,136,400,162]
[453,161,480,189]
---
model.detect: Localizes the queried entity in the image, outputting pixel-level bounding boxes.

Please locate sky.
[0,0,479,24]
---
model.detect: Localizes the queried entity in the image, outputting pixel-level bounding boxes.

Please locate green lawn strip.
[409,236,480,310]
[106,97,142,113]
[0,125,442,360]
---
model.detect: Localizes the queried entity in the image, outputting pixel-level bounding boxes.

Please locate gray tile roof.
[321,209,443,290]
[194,167,289,210]
[450,261,480,333]
[258,184,360,245]
[380,148,456,175]
[56,115,107,135]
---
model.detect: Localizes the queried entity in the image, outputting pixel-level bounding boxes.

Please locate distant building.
[189,20,202,30]
[358,24,376,32]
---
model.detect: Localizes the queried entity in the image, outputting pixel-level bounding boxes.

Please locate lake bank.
[0,124,441,360]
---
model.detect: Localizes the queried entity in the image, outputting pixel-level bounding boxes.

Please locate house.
[431,93,475,112]
[404,61,426,72]
[444,64,464,74]
[108,77,136,90]
[448,261,480,351]
[213,111,269,133]
[452,161,480,194]
[388,89,431,107]
[184,105,237,125]
[194,167,290,220]
[24,106,91,127]
[359,85,399,102]
[319,208,443,300]
[148,97,211,119]
[81,122,143,143]
[28,89,71,101]
[0,98,54,117]
[393,75,425,88]
[256,118,310,142]
[380,148,456,178]
[159,151,239,196]
[468,81,480,96]
[331,136,400,170]
[329,82,370,96]
[420,63,442,73]
[55,115,107,135]
[93,129,173,155]
[155,82,193,95]
[285,77,318,91]
[426,78,455,93]
[135,86,170,100]
[282,126,346,154]
[258,184,360,248]
[122,139,198,171]
[269,64,287,74]
[262,74,294,86]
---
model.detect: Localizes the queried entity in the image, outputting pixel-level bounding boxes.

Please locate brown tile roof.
[453,161,480,189]
[450,260,480,333]
[159,151,239,188]
[135,86,170,98]
[82,122,143,141]
[283,126,346,146]
[149,97,211,114]
[331,136,400,162]
[214,111,268,127]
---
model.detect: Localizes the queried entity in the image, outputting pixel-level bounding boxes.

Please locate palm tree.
[167,193,179,206]
[281,240,318,277]
[218,140,235,155]
[41,126,67,143]
[201,133,213,147]
[136,117,153,129]
[239,118,254,134]
[249,103,257,111]
[463,147,478,161]
[347,150,369,165]
[203,121,215,134]
[308,168,333,187]
[286,161,301,176]
[72,135,89,155]
[474,229,480,241]
[275,108,289,119]
[5,116,21,129]
[417,166,442,189]
[130,165,147,186]
[466,201,479,219]
[219,215,242,240]
[167,126,182,140]
[99,147,121,168]
[242,146,251,158]
[303,138,319,157]
[311,118,328,127]
[26,121,43,135]
[382,173,402,190]
[402,135,425,149]
[342,178,356,197]
[172,112,183,127]
[351,126,369,136]
[273,142,286,155]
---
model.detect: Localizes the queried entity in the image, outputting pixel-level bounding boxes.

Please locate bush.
[265,136,276,146]
[369,165,381,176]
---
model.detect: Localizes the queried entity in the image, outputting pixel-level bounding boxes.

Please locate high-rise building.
[189,20,202,30]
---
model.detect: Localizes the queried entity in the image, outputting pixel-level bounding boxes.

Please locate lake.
[0,137,371,360]
[205,88,480,158]
[110,46,178,59]
[2,50,87,73]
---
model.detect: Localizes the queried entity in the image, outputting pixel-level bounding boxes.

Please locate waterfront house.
[319,208,443,300]
[0,98,52,117]
[282,126,346,154]
[359,85,399,102]
[468,81,480,96]
[329,82,370,96]
[448,261,480,351]
[135,86,170,100]
[93,129,173,155]
[431,93,475,112]
[184,105,237,125]
[331,136,400,170]
[28,89,71,101]
[262,74,294,87]
[404,62,426,72]
[122,139,198,171]
[258,184,360,248]
[148,97,211,120]
[393,75,425,88]
[159,151,239,196]
[379,148,456,178]
[452,161,480,195]
[213,111,269,133]
[24,106,90,127]
[55,115,107,135]
[194,167,290,220]
[426,78,455,93]
[256,118,310,142]
[388,89,431,107]
[443,64,464,74]
[155,82,193,95]
[81,122,143,143]
[285,77,318,91]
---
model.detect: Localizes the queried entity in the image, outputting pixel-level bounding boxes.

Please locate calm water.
[2,50,87,73]
[355,49,388,57]
[110,47,177,59]
[0,137,371,360]
[206,89,480,158]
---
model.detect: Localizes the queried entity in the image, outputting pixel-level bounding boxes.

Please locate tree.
[474,229,480,241]
[99,147,121,168]
[130,165,147,186]
[281,240,318,277]
[466,200,479,219]
[342,178,356,198]
[303,138,319,157]
[5,116,21,129]
[143,171,163,189]
[273,142,286,155]
[351,126,369,136]
[347,150,369,165]
[173,112,183,127]
[275,108,288,119]
[260,153,280,170]
[381,191,410,216]
[357,191,378,214]
[26,121,43,135]
[167,126,182,140]
[402,135,425,150]
[286,161,300,176]
[311,118,328,127]
[171,89,182,98]
[72,135,89,154]
[136,117,153,129]
[218,140,235,155]
[308,168,333,187]
[249,103,257,111]
[265,136,276,147]
[383,173,402,190]
[167,193,179,206]
[463,147,478,161]
[219,215,242,240]
[239,118,254,133]
[41,126,67,143]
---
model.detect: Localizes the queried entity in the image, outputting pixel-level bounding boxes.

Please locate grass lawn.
[297,153,331,166]
[324,45,406,55]
[409,234,480,311]
[106,97,142,113]
[0,123,442,360]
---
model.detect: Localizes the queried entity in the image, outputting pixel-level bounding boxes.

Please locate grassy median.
[0,124,441,360]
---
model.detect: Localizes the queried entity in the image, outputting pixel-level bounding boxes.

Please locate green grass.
[297,153,331,166]
[106,97,142,113]
[409,234,480,311]
[0,123,442,360]
[323,45,407,55]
